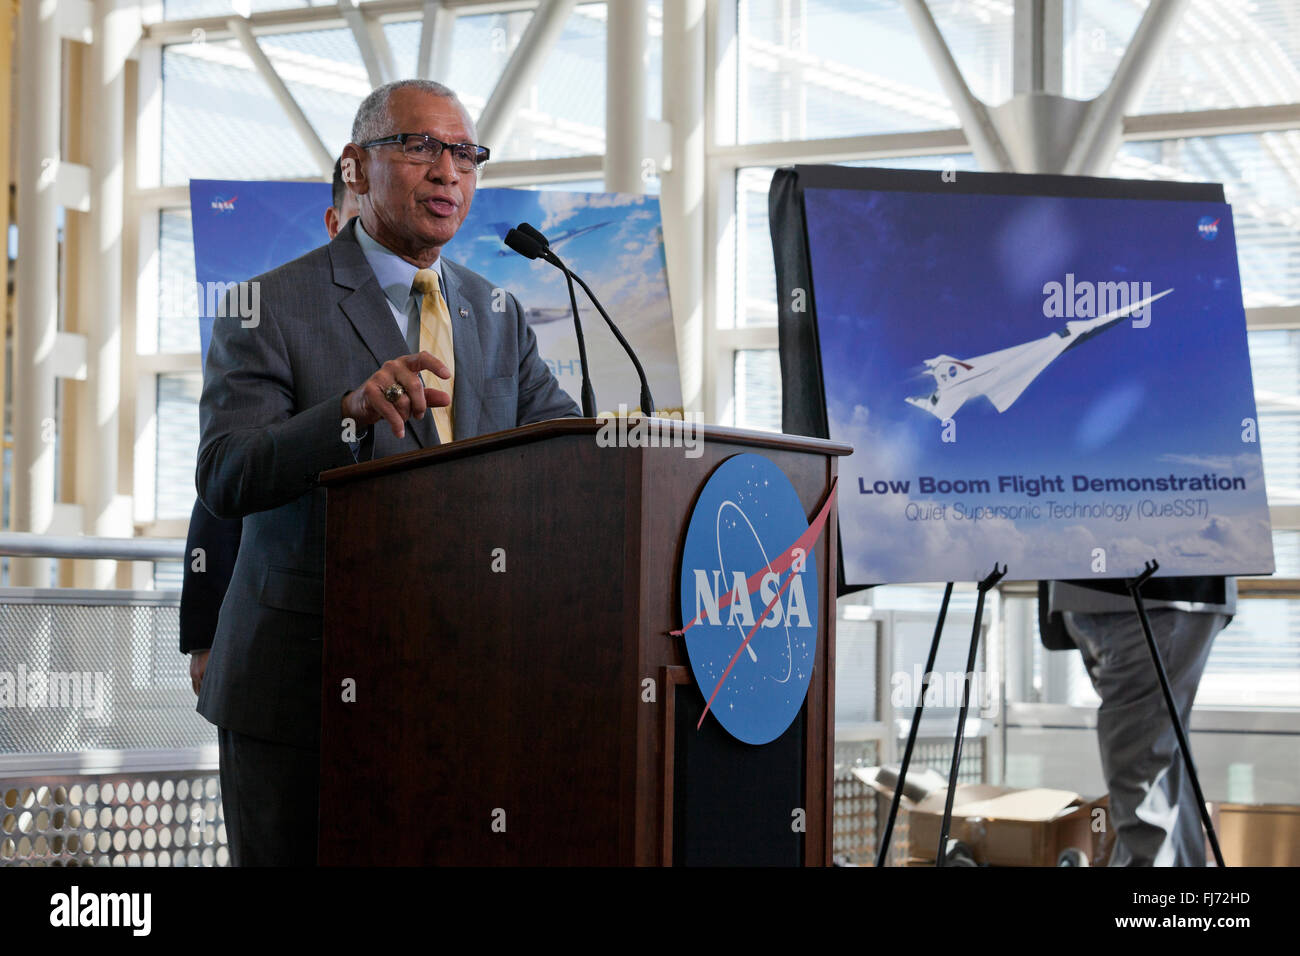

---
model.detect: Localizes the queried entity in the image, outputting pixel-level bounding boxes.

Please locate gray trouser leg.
[218,726,320,866]
[1065,608,1226,866]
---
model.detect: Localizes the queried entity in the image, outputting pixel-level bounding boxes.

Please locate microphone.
[502,227,546,260]
[504,227,597,418]
[517,222,549,249]
[513,222,656,417]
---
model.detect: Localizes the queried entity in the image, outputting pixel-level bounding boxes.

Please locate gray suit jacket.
[1048,578,1237,617]
[195,217,579,747]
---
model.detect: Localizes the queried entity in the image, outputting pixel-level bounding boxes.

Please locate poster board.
[770,166,1273,586]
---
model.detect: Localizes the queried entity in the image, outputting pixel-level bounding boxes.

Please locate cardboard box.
[908,786,1107,867]
[1212,803,1300,867]
[853,766,1110,867]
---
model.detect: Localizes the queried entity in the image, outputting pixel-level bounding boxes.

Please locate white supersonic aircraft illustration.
[905,287,1172,421]
[491,220,613,256]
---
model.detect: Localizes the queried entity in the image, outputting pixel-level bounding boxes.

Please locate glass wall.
[138,1,1300,714]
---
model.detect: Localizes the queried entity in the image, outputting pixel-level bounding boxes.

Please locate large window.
[736,0,1012,143]
[162,36,330,184]
[1066,0,1300,113]
[137,1,1300,716]
[1116,133,1300,307]
[725,155,978,430]
[142,2,666,538]
[713,0,1300,721]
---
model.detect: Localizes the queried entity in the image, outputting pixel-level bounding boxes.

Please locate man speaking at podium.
[196,79,579,866]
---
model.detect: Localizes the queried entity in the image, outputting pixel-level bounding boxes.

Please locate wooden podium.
[316,419,849,865]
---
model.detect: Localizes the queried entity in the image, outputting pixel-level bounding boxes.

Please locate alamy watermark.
[0,665,106,719]
[1042,273,1156,328]
[890,666,995,711]
[595,404,705,459]
[50,887,150,936]
[158,275,260,328]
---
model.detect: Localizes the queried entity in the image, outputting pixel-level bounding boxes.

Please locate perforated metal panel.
[833,738,879,865]
[0,592,213,752]
[896,737,986,865]
[832,736,986,866]
[0,773,227,867]
[0,590,226,866]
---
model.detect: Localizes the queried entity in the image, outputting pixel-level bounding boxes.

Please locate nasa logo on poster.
[1197,215,1220,241]
[675,454,829,746]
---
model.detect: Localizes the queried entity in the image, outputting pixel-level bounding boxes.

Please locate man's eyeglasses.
[361,133,490,172]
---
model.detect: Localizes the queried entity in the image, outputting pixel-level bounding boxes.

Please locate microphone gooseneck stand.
[512,222,656,417]
[502,227,596,417]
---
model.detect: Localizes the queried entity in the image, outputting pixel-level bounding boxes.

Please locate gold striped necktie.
[412,267,455,443]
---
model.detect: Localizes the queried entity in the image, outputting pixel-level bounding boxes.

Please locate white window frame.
[704,0,1300,783]
[130,2,1300,762]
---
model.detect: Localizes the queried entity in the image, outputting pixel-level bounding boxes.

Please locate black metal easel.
[874,581,953,867]
[1127,559,1226,868]
[935,564,1006,866]
[878,560,1226,867]
[875,565,1006,867]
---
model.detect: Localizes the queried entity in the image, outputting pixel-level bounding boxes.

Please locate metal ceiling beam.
[709,128,970,166]
[228,16,335,176]
[476,0,577,147]
[1064,0,1190,176]
[900,0,1013,172]
[366,15,399,82]
[417,0,457,81]
[479,153,602,185]
[1123,103,1300,140]
[144,0,536,45]
[339,0,395,87]
[1013,0,1062,96]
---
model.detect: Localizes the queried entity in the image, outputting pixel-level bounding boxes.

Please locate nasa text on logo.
[210,194,237,214]
[1197,214,1219,241]
[675,454,835,745]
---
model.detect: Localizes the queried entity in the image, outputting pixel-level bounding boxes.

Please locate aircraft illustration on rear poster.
[905,288,1173,420]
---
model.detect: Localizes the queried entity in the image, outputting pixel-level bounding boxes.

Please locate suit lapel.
[331,219,437,449]
[337,284,407,373]
[440,259,483,440]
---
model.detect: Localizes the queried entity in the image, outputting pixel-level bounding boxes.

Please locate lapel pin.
[459,307,468,318]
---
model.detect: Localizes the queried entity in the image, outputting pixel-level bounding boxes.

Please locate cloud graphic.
[538,190,648,232]
[1158,452,1242,471]
[833,396,1276,583]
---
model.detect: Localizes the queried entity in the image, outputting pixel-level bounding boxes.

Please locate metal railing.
[0,534,223,865]
[0,531,185,562]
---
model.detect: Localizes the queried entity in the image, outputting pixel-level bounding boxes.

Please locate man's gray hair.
[350,79,470,144]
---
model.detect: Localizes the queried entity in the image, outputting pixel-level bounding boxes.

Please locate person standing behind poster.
[1039,576,1234,866]
[181,158,360,691]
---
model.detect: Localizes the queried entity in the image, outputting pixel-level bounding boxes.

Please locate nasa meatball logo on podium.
[676,454,821,746]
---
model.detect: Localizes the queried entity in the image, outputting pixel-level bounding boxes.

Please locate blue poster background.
[806,186,1274,584]
[190,179,331,365]
[189,182,683,417]
[451,188,682,416]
